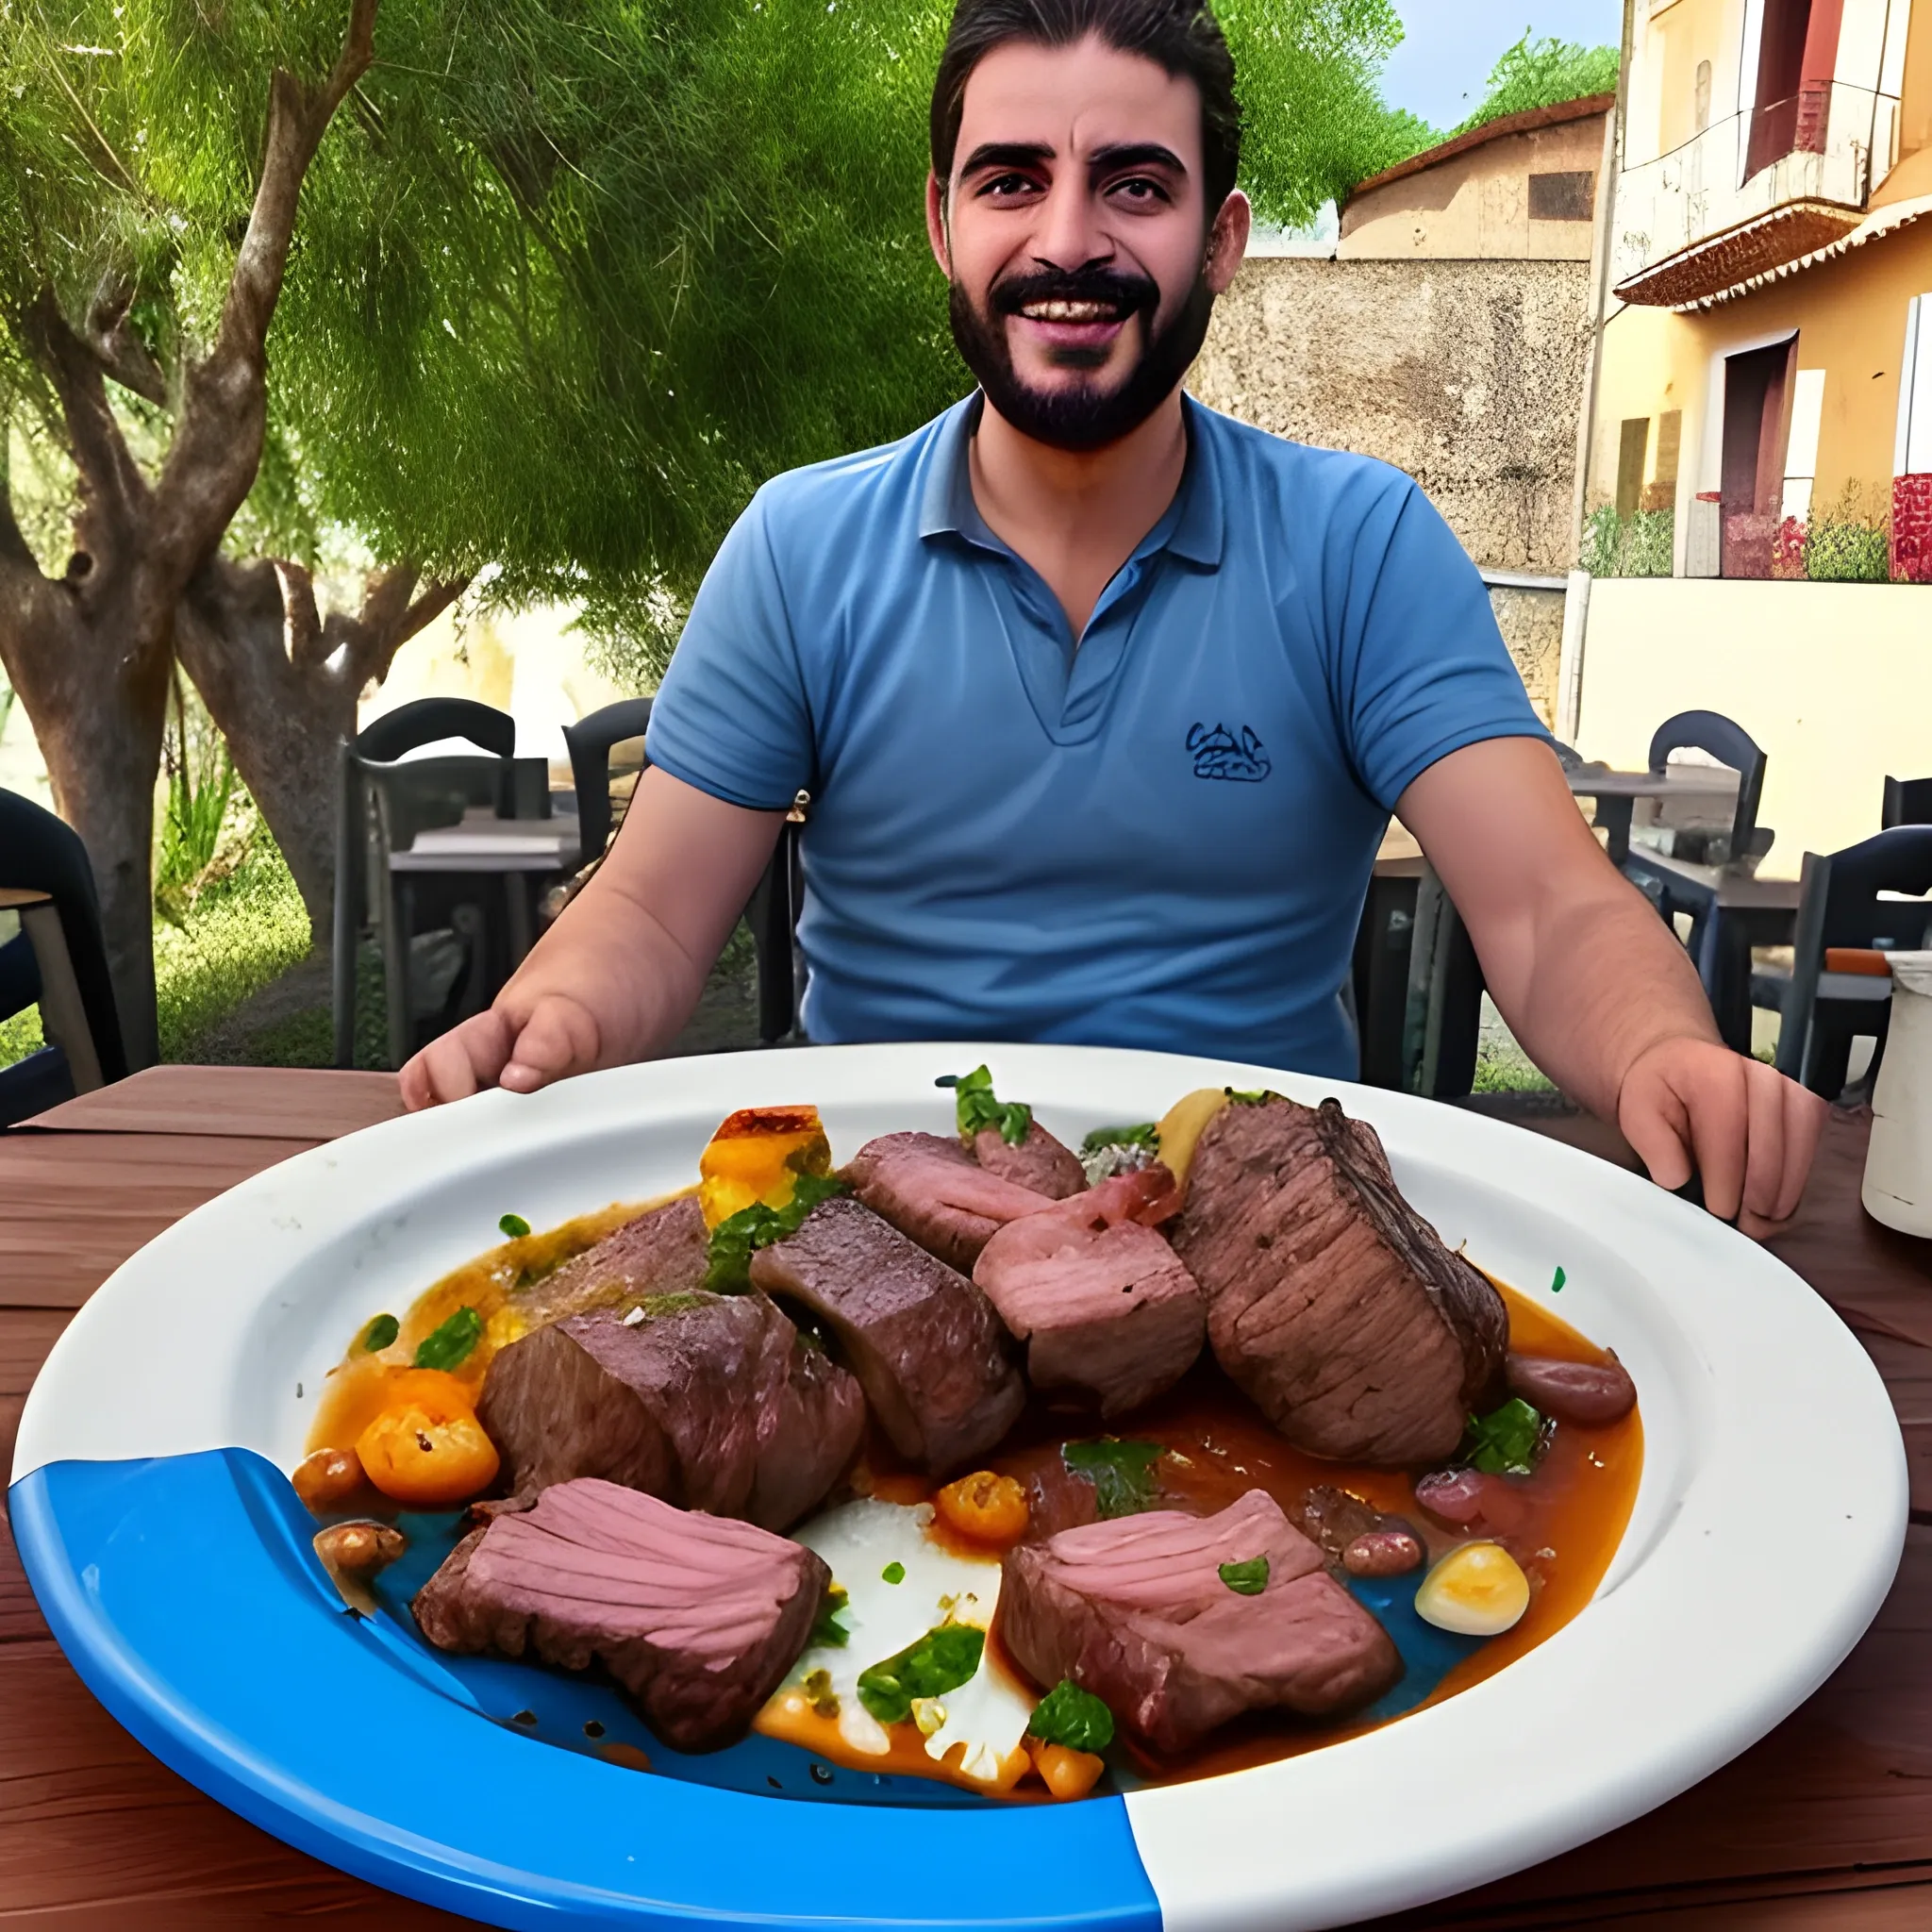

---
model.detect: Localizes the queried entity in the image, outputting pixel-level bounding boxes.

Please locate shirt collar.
[918,391,1224,571]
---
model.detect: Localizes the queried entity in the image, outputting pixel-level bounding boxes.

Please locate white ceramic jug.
[1864,951,1932,1236]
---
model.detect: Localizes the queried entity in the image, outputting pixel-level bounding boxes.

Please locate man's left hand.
[1616,1037,1827,1238]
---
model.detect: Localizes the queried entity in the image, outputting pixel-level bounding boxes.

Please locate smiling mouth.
[1016,299,1129,325]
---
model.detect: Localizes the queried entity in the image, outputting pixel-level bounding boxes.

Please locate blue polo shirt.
[645,393,1547,1076]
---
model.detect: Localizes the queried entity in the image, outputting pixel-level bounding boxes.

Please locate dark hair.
[930,0,1241,217]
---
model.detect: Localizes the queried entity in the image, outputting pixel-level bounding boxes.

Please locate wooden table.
[5,1068,1932,1928]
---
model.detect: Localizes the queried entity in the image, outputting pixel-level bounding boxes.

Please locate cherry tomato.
[356,1374,499,1507]
[935,1470,1030,1547]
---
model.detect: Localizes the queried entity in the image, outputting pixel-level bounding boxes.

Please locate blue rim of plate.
[9,1044,1910,1932]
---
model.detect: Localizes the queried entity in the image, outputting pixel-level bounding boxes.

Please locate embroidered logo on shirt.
[1187,722,1272,783]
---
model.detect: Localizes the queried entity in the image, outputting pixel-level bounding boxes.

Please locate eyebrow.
[955,139,1191,182]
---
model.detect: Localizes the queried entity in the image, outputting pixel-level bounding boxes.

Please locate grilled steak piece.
[973,1122,1087,1199]
[510,1194,708,1328]
[842,1132,1056,1271]
[1174,1097,1507,1464]
[477,1290,863,1529]
[413,1478,828,1752]
[973,1167,1205,1416]
[749,1196,1024,1474]
[1000,1488,1400,1754]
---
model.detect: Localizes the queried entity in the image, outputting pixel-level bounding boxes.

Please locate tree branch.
[25,289,149,552]
[81,276,169,407]
[0,437,37,575]
[274,558,325,669]
[147,0,379,577]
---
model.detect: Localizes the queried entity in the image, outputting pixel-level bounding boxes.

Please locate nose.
[1029,170,1114,277]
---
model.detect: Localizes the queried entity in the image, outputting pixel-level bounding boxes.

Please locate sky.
[1381,1,1624,132]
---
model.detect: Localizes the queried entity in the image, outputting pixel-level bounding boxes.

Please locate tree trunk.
[177,555,465,944]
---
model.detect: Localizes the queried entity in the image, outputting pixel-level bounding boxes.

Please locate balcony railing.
[1612,81,1898,298]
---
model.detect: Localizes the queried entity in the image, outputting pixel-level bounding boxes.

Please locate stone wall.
[1192,255,1591,577]
[1191,255,1591,724]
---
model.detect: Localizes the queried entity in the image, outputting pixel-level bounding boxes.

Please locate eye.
[1108,175,1171,206]
[977,172,1041,201]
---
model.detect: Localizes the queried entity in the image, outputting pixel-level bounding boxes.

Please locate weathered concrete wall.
[1192,256,1591,579]
[1486,584,1566,727]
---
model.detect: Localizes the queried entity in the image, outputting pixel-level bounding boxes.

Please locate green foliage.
[1804,483,1892,582]
[155,680,250,928]
[1583,504,1674,578]
[2,0,1431,654]
[1454,33,1619,136]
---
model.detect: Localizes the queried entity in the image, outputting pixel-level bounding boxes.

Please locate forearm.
[1478,877,1719,1122]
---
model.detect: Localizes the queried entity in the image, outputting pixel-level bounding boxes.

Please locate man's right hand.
[395,765,787,1111]
[400,993,605,1108]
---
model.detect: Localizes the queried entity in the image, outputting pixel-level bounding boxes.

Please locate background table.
[4,1069,1932,1927]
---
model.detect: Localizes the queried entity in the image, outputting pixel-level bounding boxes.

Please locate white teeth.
[1020,300,1117,323]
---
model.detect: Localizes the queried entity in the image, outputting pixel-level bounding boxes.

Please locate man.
[404,0,1824,1235]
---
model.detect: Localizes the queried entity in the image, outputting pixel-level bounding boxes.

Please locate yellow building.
[1587,0,1932,581]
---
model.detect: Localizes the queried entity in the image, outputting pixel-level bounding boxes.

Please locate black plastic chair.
[562,699,803,1045]
[1882,775,1932,829]
[1767,826,1932,1099]
[331,699,523,1068]
[562,697,654,869]
[0,788,129,1125]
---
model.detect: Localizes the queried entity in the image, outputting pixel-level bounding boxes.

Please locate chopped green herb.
[809,1584,852,1649]
[412,1306,485,1372]
[1061,1438,1165,1519]
[939,1064,1033,1146]
[881,1560,906,1585]
[359,1313,400,1354]
[1218,1556,1271,1596]
[1224,1087,1275,1106]
[634,1291,712,1320]
[1027,1679,1115,1753]
[703,1173,850,1292]
[1079,1123,1160,1156]
[1551,1265,1567,1293]
[802,1667,840,1716]
[856,1623,985,1724]
[498,1212,531,1240]
[1462,1397,1548,1476]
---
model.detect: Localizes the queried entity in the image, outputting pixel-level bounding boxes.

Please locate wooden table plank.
[21,1065,403,1141]
[0,1134,324,1307]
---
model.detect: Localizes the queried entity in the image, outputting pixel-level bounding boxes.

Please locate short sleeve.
[1333,482,1552,811]
[643,491,815,812]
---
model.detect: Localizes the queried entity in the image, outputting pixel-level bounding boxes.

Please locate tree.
[0,0,1421,1057]
[1452,33,1621,137]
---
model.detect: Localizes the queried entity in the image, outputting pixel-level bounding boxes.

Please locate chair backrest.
[562,698,654,869]
[0,787,129,1083]
[1646,709,1768,864]
[1882,774,1932,829]
[354,754,505,860]
[355,697,514,765]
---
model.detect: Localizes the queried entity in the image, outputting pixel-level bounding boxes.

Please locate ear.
[926,171,952,277]
[1204,189,1251,296]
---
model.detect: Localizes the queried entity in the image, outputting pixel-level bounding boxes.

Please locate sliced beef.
[973,1122,1087,1199]
[1000,1489,1400,1754]
[413,1478,827,1752]
[1174,1097,1507,1465]
[749,1196,1024,1474]
[510,1194,708,1327]
[973,1167,1205,1416]
[477,1289,863,1529]
[842,1132,1056,1271]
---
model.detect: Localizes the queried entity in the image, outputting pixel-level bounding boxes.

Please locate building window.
[1781,368,1825,523]
[1617,418,1652,518]
[1528,171,1595,221]
[1720,338,1795,576]
[1746,0,1842,178]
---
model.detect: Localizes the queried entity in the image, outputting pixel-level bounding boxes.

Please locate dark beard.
[947,261,1216,454]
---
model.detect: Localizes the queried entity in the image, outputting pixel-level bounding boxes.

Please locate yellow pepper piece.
[698,1106,832,1228]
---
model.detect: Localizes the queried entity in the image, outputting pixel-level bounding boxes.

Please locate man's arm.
[1396,736,1825,1236]
[400,766,784,1108]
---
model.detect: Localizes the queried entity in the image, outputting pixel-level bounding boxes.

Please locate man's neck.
[968,390,1189,640]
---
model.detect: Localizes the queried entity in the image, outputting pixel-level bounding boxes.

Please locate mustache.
[989,265,1160,320]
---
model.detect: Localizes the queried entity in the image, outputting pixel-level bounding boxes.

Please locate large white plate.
[11,1043,1907,1931]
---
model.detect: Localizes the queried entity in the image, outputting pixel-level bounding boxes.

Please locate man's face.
[926,33,1249,452]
